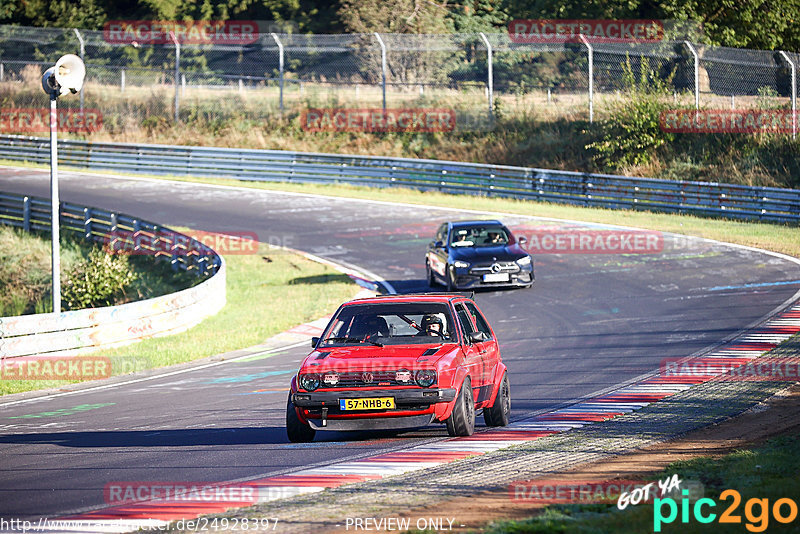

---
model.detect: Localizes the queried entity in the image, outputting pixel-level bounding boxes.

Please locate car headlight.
[453,260,470,269]
[415,369,436,387]
[516,255,532,267]
[299,373,320,391]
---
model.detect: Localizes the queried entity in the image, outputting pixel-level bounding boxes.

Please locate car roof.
[344,293,473,306]
[449,219,503,228]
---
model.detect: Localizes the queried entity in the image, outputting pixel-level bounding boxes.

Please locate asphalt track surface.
[1,166,799,521]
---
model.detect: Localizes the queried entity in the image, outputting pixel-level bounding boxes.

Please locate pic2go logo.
[654,489,798,532]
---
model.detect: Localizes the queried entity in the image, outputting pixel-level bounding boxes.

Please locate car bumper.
[454,270,534,289]
[292,388,457,408]
[292,388,457,431]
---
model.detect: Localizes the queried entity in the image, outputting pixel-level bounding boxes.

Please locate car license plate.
[483,273,510,282]
[339,397,395,411]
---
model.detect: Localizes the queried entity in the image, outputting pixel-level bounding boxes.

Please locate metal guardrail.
[0,134,798,223]
[0,190,226,359]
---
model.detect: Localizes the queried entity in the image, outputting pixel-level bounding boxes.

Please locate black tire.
[484,373,511,427]
[445,265,457,292]
[427,261,437,287]
[286,394,315,442]
[446,377,475,437]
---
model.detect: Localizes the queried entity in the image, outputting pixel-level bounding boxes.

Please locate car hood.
[300,344,458,372]
[450,243,528,262]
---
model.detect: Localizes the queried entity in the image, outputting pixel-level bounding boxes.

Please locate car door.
[427,223,449,278]
[464,301,499,403]
[454,301,484,399]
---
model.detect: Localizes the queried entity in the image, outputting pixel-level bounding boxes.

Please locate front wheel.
[446,377,475,436]
[446,265,457,292]
[484,373,511,427]
[286,394,315,442]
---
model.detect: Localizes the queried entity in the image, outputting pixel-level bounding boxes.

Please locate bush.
[585,58,679,171]
[62,247,138,310]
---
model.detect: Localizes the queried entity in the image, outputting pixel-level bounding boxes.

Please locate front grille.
[470,261,520,274]
[318,370,414,389]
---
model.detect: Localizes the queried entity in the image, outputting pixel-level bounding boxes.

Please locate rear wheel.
[427,261,437,287]
[446,377,475,436]
[286,394,315,442]
[484,373,511,427]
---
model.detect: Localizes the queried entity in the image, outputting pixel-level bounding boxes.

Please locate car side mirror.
[467,331,487,343]
[434,240,444,248]
[518,237,528,246]
[311,336,319,348]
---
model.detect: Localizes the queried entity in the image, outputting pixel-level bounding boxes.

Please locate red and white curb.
[34,305,800,533]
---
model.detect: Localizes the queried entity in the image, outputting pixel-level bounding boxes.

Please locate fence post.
[779,51,797,140]
[83,207,93,240]
[270,33,284,114]
[169,31,180,123]
[684,40,699,110]
[121,68,125,93]
[1,62,4,82]
[73,29,85,117]
[23,196,30,232]
[374,32,387,113]
[270,33,283,115]
[579,35,593,123]
[479,32,494,119]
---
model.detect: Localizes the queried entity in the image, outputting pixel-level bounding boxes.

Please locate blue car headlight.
[453,260,470,269]
[516,255,532,267]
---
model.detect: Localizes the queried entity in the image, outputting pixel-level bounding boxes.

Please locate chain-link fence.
[0,24,797,135]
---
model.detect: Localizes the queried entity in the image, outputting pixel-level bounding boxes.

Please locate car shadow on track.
[0,427,449,448]
[386,278,523,295]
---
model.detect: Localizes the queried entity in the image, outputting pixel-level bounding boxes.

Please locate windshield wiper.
[325,336,383,347]
[325,336,362,344]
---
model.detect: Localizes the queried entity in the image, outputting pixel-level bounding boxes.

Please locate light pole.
[41,54,86,314]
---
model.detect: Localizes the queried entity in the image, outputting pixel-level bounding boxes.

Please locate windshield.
[320,302,456,346]
[450,225,510,247]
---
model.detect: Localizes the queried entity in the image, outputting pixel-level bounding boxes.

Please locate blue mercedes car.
[426,220,534,290]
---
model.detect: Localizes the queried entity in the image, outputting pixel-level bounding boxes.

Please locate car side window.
[465,302,493,340]
[455,303,476,340]
[436,223,447,244]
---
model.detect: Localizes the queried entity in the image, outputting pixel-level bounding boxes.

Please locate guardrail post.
[1,62,4,82]
[779,51,797,139]
[271,33,284,115]
[120,68,125,93]
[73,29,85,117]
[83,207,92,240]
[479,32,494,119]
[684,41,700,110]
[22,196,30,231]
[579,35,594,123]
[169,31,180,124]
[374,32,387,113]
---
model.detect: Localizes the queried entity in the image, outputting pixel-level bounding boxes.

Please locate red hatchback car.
[286,293,511,442]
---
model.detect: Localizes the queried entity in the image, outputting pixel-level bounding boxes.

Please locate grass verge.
[0,242,360,396]
[484,430,800,533]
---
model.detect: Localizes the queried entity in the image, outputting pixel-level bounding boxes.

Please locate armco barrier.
[0,191,225,359]
[1,135,799,223]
